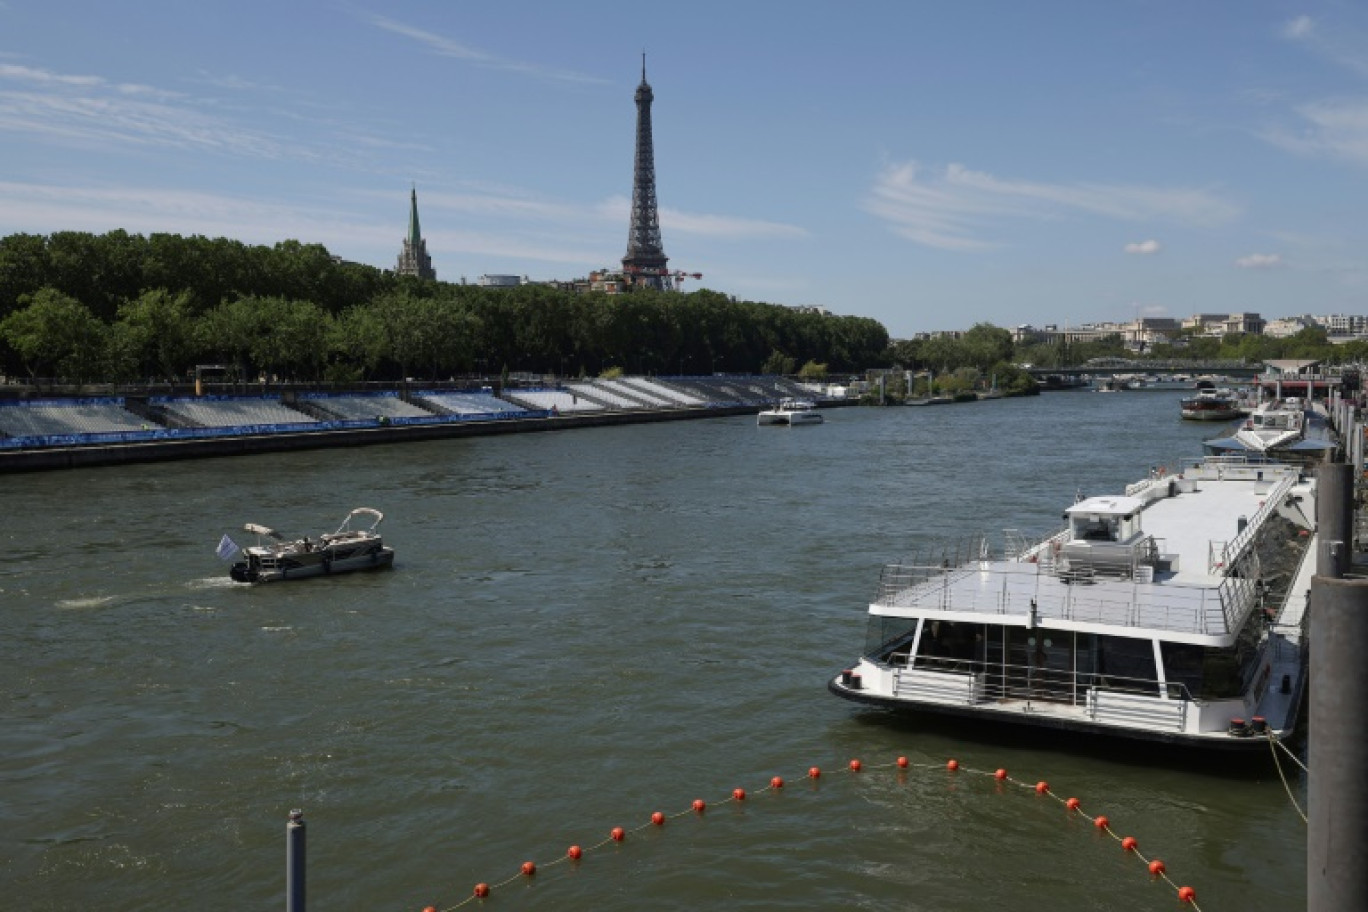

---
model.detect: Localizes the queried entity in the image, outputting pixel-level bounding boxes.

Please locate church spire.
[407,185,422,247]
[396,185,436,280]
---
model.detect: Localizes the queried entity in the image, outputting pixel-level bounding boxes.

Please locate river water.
[1,390,1306,910]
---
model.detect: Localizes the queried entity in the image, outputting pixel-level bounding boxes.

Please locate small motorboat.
[227,507,394,583]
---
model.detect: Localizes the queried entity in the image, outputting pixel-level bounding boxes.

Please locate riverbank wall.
[0,403,790,473]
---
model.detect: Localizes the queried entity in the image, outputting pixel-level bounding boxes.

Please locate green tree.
[0,287,105,382]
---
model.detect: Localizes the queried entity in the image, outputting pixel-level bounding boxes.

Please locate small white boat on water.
[757,398,824,426]
[228,507,395,583]
[829,456,1315,749]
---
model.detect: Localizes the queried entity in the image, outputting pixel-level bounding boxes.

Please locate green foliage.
[0,287,105,381]
[797,360,828,379]
[0,229,900,384]
[599,366,624,379]
[761,349,796,375]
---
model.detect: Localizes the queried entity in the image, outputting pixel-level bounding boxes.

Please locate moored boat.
[828,456,1315,749]
[227,507,395,583]
[1179,388,1246,421]
[1204,397,1338,464]
[757,398,824,426]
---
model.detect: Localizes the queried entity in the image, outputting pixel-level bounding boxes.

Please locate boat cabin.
[1058,495,1151,580]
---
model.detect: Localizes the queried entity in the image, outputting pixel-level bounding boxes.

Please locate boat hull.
[827,674,1302,751]
[230,546,394,583]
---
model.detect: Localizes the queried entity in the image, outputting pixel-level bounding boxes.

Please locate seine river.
[1,390,1306,910]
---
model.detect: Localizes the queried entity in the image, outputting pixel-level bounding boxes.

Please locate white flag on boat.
[215,533,240,561]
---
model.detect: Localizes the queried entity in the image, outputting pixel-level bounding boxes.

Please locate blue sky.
[2,1,1367,338]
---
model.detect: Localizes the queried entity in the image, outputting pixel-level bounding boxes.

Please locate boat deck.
[875,465,1298,642]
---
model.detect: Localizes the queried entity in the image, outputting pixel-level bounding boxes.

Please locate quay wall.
[0,404,796,473]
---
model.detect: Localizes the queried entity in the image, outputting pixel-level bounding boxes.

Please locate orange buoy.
[610,827,625,842]
[1094,815,1109,830]
[473,883,490,898]
[1035,781,1049,794]
[732,787,747,801]
[1148,859,1165,876]
[1178,885,1196,903]
[568,845,583,860]
[692,799,706,813]
[1066,797,1080,810]
[1121,836,1137,852]
[897,756,909,768]
[947,759,959,771]
[651,811,665,826]
[808,766,821,779]
[849,759,862,772]
[770,776,784,789]
[521,861,536,876]
[423,906,437,912]
[994,768,1008,781]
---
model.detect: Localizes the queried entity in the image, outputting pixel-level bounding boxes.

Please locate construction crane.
[670,271,703,290]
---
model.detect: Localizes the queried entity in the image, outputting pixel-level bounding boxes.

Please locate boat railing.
[875,559,1236,635]
[1209,471,1296,574]
[891,660,1194,730]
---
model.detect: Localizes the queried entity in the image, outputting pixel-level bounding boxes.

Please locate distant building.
[395,187,436,281]
[1265,316,1314,339]
[477,275,527,287]
[1180,312,1263,336]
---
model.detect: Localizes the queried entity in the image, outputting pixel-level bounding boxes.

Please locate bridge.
[1027,359,1262,381]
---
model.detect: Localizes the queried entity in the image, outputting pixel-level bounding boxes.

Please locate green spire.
[408,185,422,246]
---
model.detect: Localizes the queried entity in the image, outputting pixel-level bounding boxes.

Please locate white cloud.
[864,160,1238,251]
[368,15,608,85]
[1263,97,1368,166]
[1235,253,1283,269]
[1282,16,1314,40]
[1124,239,1161,255]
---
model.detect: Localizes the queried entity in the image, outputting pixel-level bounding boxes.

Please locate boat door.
[988,628,1086,704]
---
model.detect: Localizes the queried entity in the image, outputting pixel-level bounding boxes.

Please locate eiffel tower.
[621,54,671,291]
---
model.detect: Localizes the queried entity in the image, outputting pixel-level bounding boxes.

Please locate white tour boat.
[757,398,824,426]
[1204,397,1338,464]
[228,507,395,583]
[829,456,1315,749]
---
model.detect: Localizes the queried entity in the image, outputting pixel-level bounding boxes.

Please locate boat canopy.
[1064,495,1145,543]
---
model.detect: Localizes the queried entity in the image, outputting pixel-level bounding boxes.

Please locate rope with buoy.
[421,755,1205,910]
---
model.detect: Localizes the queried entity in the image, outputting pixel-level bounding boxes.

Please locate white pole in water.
[286,809,305,912]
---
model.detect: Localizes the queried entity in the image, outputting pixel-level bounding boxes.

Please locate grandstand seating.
[0,401,148,437]
[563,382,638,409]
[414,391,526,416]
[304,394,435,421]
[158,397,318,428]
[618,377,706,406]
[504,389,603,413]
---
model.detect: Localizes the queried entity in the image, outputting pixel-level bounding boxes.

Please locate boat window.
[1094,636,1158,693]
[914,620,983,670]
[863,617,919,660]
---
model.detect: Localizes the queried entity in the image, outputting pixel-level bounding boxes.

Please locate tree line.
[0,231,890,385]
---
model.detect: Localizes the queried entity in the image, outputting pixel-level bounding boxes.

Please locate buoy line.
[424,755,1203,910]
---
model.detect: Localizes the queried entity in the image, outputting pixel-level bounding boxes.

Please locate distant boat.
[1179,388,1244,421]
[757,398,823,426]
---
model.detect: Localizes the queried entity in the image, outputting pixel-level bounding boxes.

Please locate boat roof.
[1065,495,1144,519]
